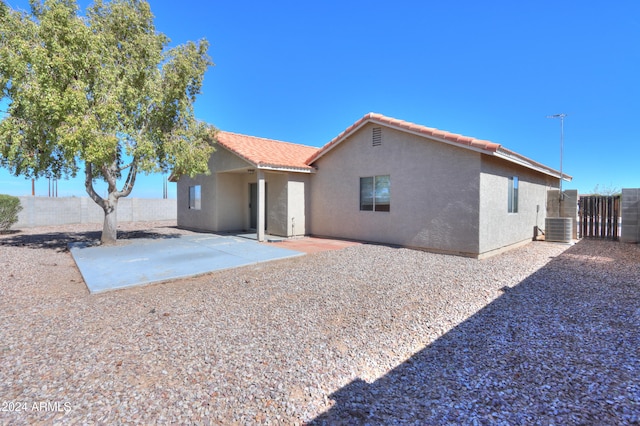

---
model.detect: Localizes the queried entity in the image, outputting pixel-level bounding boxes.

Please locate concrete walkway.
[70,234,304,294]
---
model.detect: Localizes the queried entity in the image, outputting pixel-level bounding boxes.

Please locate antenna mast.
[546,113,567,196]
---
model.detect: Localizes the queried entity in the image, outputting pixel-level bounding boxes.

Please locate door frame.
[249,182,267,230]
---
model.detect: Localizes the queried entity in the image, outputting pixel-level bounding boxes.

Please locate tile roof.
[307,112,501,164]
[306,112,569,180]
[212,114,568,181]
[215,131,319,171]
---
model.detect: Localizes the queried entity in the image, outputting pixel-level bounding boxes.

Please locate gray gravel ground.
[0,221,638,425]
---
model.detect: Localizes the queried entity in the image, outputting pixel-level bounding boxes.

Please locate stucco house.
[177,113,570,258]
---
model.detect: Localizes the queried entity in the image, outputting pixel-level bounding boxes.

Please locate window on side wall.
[508,176,518,213]
[189,185,201,210]
[360,175,390,212]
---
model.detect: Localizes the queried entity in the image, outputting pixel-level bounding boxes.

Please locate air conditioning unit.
[545,217,573,243]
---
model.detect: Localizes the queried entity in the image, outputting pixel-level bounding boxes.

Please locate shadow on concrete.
[310,240,639,424]
[0,228,182,252]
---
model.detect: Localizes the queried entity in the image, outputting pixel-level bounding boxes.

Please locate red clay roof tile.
[216,131,319,171]
[307,112,503,163]
[214,113,567,180]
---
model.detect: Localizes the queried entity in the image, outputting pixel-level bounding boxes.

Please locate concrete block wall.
[621,188,640,243]
[13,197,176,229]
[547,190,560,217]
[547,189,578,239]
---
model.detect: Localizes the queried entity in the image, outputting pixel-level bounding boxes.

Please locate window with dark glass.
[360,175,390,212]
[508,176,518,213]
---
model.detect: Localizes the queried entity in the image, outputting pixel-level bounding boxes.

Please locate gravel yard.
[1,221,638,425]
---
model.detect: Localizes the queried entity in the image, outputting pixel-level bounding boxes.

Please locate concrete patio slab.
[70,234,305,293]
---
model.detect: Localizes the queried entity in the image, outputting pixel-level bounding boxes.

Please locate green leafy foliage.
[0,194,23,232]
[0,0,215,242]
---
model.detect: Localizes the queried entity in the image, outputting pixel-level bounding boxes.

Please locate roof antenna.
[546,113,567,200]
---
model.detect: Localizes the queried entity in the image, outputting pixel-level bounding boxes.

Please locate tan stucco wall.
[216,173,246,230]
[288,174,309,237]
[177,146,310,236]
[309,123,482,255]
[263,173,309,237]
[210,145,254,172]
[177,146,252,232]
[478,156,559,256]
[177,172,215,231]
[178,127,558,255]
[266,173,288,236]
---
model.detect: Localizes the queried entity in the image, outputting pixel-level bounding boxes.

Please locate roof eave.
[307,114,500,164]
[217,133,318,172]
[307,117,370,164]
[493,148,572,180]
[257,164,316,173]
[400,129,500,156]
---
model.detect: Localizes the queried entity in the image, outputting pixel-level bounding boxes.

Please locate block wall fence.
[8,191,640,241]
[621,188,640,243]
[12,197,176,229]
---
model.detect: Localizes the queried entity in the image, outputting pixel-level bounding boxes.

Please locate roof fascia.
[307,119,370,164]
[493,148,573,181]
[217,134,317,173]
[256,164,315,174]
[380,121,500,156]
[310,116,570,181]
[309,117,497,164]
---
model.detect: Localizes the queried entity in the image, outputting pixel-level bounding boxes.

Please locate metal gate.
[578,195,621,239]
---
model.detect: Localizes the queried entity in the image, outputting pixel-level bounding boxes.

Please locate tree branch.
[84,162,105,209]
[102,160,118,194]
[116,160,137,198]
[118,161,134,172]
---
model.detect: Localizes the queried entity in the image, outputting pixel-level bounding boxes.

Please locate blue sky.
[1,0,639,197]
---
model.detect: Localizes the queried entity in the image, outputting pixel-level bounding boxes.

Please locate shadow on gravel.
[310,240,640,424]
[0,228,182,252]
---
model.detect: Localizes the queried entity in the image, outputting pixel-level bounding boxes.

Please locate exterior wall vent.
[372,127,382,146]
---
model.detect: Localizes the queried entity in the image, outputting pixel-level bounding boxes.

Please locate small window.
[189,185,201,210]
[372,127,382,146]
[360,175,390,212]
[508,176,518,213]
[360,177,374,211]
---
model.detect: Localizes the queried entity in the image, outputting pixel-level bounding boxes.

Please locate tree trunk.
[85,161,137,245]
[101,196,118,245]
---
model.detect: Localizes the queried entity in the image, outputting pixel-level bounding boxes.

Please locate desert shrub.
[0,194,23,232]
